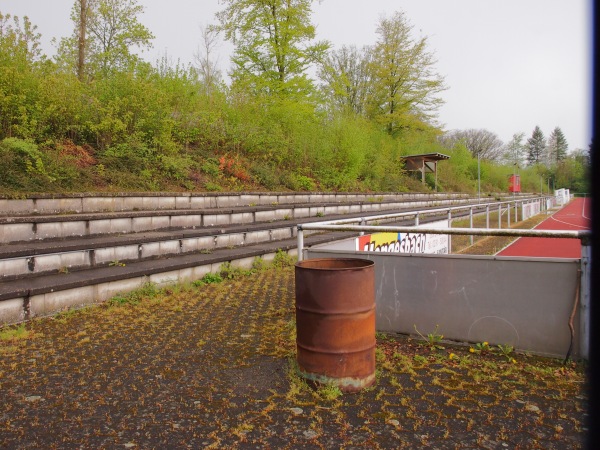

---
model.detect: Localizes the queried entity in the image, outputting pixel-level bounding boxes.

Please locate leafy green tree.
[57,0,154,78]
[526,126,546,165]
[500,132,526,166]
[0,13,44,139]
[318,45,371,116]
[215,0,328,99]
[546,126,568,164]
[367,11,445,135]
[554,153,588,192]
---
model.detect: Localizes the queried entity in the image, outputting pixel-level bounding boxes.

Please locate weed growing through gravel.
[0,264,588,449]
[106,282,159,307]
[272,249,296,268]
[414,324,445,350]
[0,324,31,341]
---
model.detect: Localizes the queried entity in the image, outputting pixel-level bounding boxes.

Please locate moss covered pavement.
[0,264,588,448]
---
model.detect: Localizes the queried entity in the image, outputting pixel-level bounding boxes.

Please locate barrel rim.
[295,257,374,271]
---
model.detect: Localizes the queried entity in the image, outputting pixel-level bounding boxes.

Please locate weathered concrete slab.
[34,252,91,274]
[96,277,146,302]
[35,198,83,214]
[37,221,87,240]
[0,258,29,279]
[0,199,33,215]
[94,245,139,265]
[141,240,180,259]
[0,298,25,324]
[30,285,96,317]
[215,233,245,249]
[170,214,202,229]
[0,223,33,243]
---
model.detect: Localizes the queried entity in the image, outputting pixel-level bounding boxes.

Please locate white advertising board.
[521,201,541,220]
[356,219,449,255]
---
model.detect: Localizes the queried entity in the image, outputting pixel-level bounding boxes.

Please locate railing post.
[297,225,304,262]
[486,205,490,229]
[469,207,473,246]
[415,214,419,226]
[498,204,502,229]
[508,203,511,227]
[580,239,591,359]
[359,218,366,236]
[447,209,452,253]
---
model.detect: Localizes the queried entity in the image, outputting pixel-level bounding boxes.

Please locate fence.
[296,199,591,360]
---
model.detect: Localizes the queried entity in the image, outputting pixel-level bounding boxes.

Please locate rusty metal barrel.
[295,258,376,393]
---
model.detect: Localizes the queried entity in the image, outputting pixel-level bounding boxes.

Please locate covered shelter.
[401,152,450,191]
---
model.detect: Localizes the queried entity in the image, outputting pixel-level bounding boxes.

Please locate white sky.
[1,0,593,151]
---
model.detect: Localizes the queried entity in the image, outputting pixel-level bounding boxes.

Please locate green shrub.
[200,158,221,177]
[251,163,280,189]
[0,138,56,191]
[272,249,296,268]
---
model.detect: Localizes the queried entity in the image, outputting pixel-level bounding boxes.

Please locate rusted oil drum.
[295,258,375,393]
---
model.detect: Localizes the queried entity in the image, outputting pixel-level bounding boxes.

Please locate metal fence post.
[486,205,490,229]
[297,225,304,262]
[469,207,473,246]
[580,239,591,359]
[498,204,502,229]
[447,209,452,253]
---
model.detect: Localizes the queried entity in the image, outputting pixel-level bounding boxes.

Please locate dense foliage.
[0,4,589,195]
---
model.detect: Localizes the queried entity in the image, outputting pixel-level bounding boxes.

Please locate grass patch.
[452,212,550,254]
[0,324,31,342]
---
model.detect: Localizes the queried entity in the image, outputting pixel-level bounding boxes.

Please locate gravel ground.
[0,264,589,449]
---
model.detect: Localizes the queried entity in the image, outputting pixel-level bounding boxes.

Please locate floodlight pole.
[477,152,481,201]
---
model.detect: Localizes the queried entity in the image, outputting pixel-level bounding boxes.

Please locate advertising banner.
[356,220,449,254]
[521,201,541,220]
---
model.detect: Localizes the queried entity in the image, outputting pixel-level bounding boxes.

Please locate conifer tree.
[526,126,546,165]
[547,126,568,164]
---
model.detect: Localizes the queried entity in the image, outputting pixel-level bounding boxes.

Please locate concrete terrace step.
[0,192,514,325]
[0,200,468,282]
[0,231,353,323]
[0,191,471,216]
[0,198,476,245]
[0,210,373,282]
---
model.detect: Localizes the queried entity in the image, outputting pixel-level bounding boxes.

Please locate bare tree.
[194,24,222,96]
[439,129,504,161]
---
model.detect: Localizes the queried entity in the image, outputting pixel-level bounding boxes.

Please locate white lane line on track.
[546,200,590,229]
[547,216,590,229]
[582,198,591,220]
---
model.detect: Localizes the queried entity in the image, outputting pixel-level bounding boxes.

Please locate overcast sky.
[2,0,593,151]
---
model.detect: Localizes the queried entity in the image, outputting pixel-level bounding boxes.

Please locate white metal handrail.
[312,196,551,227]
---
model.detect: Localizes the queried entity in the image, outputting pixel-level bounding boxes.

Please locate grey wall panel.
[305,249,580,358]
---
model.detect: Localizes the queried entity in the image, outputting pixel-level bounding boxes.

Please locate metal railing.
[295,195,591,358]
[297,196,563,259]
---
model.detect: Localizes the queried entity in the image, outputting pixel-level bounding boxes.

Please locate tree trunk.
[77,0,87,81]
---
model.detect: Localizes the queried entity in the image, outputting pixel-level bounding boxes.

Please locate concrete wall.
[0,249,297,324]
[0,192,477,215]
[305,248,581,358]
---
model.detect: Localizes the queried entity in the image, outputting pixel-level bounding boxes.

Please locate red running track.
[497,197,591,258]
